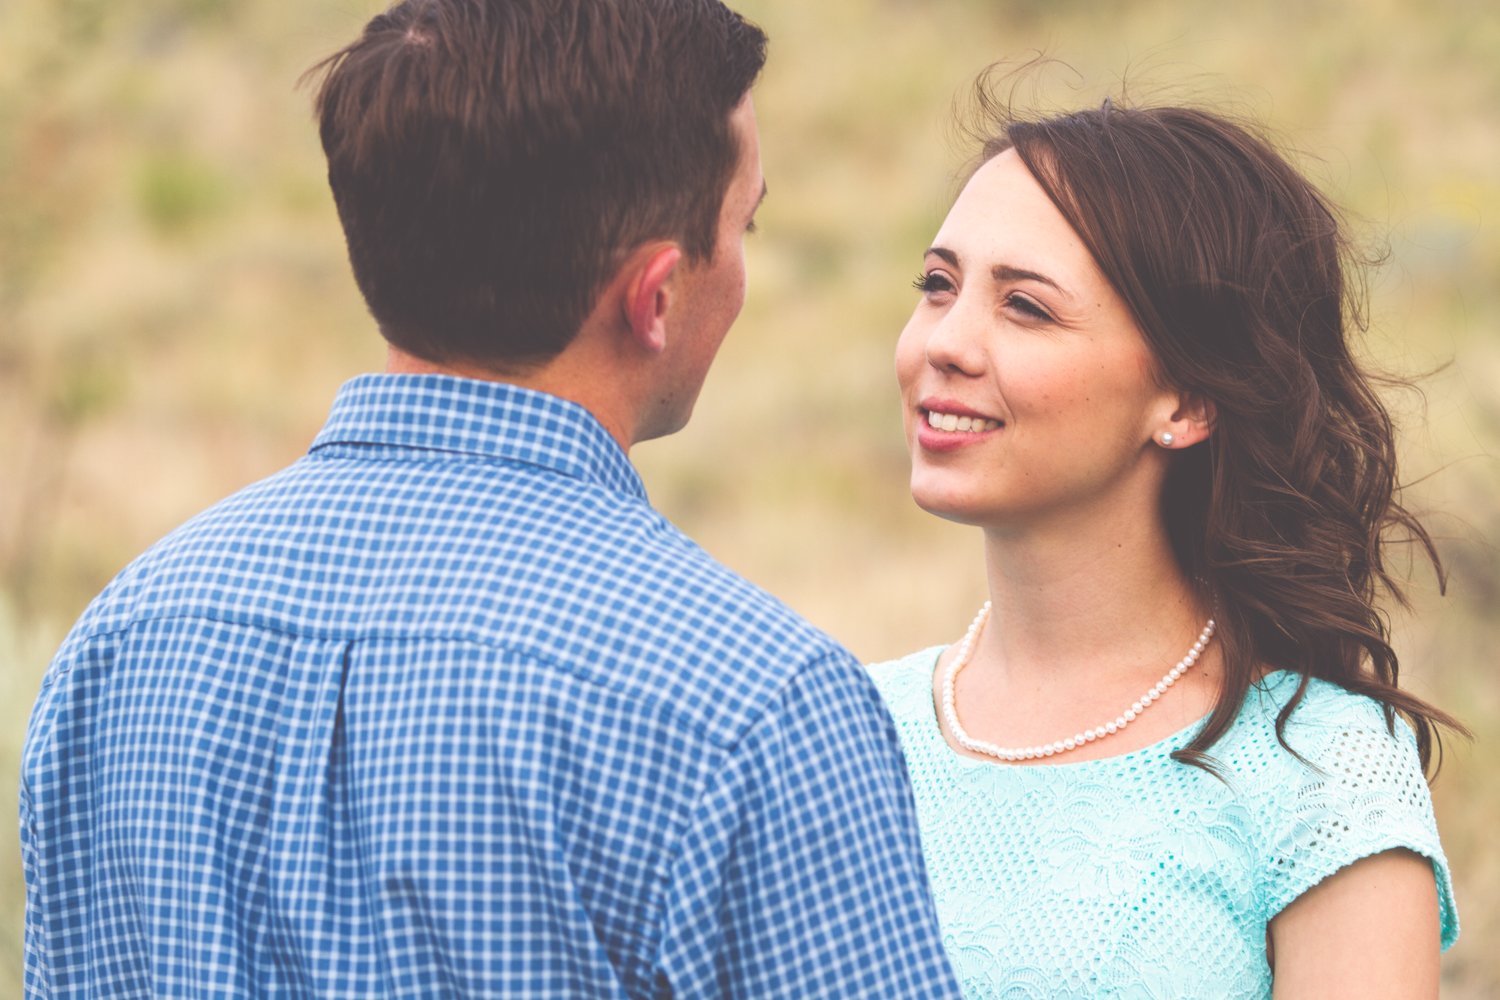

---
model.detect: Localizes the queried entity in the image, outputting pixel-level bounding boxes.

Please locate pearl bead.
[941,600,1214,764]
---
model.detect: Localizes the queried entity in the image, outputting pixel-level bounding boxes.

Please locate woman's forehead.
[935,151,1101,287]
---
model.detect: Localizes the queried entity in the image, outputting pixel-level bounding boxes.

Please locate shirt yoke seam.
[54,610,842,752]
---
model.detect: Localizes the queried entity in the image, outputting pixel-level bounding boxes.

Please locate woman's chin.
[909,481,997,527]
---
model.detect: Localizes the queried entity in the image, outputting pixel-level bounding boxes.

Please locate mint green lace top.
[868,648,1458,1000]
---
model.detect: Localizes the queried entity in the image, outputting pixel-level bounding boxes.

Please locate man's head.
[310,0,768,371]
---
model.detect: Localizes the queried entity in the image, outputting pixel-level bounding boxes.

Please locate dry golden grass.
[2,0,1498,994]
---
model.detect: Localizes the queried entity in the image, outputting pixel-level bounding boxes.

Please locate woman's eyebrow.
[993,264,1072,299]
[925,250,1073,301]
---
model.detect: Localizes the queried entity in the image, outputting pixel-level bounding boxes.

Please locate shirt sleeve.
[652,650,964,1000]
[1254,704,1459,951]
[20,769,51,998]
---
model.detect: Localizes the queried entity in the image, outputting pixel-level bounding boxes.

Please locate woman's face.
[895,149,1179,529]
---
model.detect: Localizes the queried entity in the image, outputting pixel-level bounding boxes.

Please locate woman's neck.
[977,499,1208,688]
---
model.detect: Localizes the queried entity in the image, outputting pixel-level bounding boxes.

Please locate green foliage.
[49,342,125,423]
[169,0,244,26]
[137,152,230,235]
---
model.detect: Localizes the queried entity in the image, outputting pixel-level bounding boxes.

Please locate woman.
[869,93,1461,999]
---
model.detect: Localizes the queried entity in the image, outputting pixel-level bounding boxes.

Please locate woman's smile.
[918,398,1004,451]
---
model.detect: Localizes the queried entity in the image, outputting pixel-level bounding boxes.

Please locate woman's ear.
[1176,390,1216,437]
[1155,390,1216,449]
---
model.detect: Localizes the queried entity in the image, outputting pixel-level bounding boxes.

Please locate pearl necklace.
[941,602,1216,762]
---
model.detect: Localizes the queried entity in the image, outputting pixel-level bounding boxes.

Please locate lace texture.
[869,649,1458,1000]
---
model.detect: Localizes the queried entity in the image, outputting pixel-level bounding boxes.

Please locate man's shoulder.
[67,444,849,745]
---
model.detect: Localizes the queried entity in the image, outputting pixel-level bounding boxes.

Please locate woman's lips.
[924,409,1000,434]
[916,403,1003,452]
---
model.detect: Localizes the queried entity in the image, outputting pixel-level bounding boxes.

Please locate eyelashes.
[1006,294,1052,321]
[913,271,954,293]
[913,271,1055,323]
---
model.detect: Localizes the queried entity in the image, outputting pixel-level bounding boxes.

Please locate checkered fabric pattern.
[21,374,962,1000]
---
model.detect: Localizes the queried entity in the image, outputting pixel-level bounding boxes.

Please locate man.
[21,1,963,997]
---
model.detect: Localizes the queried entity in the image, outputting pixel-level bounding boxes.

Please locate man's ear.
[623,245,682,354]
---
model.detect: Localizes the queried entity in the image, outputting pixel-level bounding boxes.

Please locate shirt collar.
[309,373,647,501]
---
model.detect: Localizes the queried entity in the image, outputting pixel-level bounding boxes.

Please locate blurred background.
[2,0,1497,993]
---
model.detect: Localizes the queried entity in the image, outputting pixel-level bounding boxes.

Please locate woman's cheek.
[894,322,926,391]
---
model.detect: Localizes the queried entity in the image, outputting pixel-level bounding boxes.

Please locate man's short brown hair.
[310,0,767,366]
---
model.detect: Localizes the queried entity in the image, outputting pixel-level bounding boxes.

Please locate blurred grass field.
[2,0,1498,994]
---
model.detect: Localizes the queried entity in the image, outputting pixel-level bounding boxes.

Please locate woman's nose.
[924,297,986,377]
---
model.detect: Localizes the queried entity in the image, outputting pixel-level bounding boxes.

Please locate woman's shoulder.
[1259,669,1390,723]
[865,646,945,718]
[1218,670,1457,948]
[1216,670,1434,817]
[1222,671,1419,769]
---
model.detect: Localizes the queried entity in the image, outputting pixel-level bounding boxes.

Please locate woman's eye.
[914,271,955,294]
[1006,293,1053,322]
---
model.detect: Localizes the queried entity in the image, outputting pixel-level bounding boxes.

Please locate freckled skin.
[895,149,1179,532]
[897,147,1218,768]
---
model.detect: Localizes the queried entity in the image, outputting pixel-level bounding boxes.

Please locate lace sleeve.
[1254,691,1458,950]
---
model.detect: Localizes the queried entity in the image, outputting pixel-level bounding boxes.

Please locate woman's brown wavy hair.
[970,86,1466,775]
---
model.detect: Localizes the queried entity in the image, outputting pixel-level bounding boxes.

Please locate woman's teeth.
[927,411,1001,433]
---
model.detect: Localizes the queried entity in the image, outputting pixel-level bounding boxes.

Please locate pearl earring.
[1160,432,1175,446]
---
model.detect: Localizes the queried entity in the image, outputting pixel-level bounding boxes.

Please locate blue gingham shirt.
[21,374,962,999]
